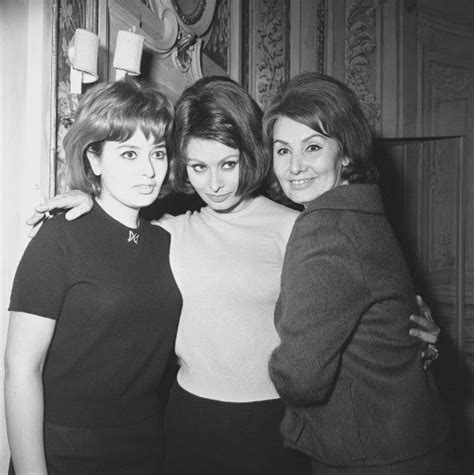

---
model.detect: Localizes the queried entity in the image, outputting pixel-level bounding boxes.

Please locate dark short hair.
[63,78,174,196]
[171,76,270,197]
[262,72,378,199]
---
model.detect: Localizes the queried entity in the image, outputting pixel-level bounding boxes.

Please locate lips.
[288,177,316,188]
[206,192,231,203]
[134,184,156,194]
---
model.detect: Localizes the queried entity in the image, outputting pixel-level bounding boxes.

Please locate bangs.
[281,101,331,138]
[105,110,171,145]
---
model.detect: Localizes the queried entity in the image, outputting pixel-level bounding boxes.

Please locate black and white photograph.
[1,0,474,473]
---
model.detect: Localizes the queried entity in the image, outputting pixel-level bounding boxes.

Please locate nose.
[290,151,306,174]
[141,157,156,178]
[208,169,223,192]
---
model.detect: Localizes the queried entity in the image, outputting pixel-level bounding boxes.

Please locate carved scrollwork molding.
[430,62,474,101]
[428,144,457,271]
[317,0,327,73]
[204,0,230,71]
[345,0,381,129]
[253,0,290,109]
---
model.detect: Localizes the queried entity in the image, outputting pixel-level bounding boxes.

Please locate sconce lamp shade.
[70,28,99,84]
[113,30,145,79]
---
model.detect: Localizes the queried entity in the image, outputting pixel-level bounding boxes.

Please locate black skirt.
[10,412,164,475]
[164,383,310,474]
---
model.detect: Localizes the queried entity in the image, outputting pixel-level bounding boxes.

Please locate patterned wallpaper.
[56,0,88,193]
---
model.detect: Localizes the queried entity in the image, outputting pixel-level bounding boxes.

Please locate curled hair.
[262,72,378,200]
[171,76,270,198]
[63,78,174,196]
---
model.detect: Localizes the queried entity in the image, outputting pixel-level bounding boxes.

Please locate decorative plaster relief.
[254,0,289,108]
[430,62,474,101]
[427,140,457,271]
[317,0,327,73]
[204,0,230,71]
[345,0,381,129]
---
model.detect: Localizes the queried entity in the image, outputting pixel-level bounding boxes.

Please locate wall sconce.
[60,28,99,126]
[113,30,145,80]
[69,28,99,94]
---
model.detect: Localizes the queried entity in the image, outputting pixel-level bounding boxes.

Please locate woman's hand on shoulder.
[27,190,93,236]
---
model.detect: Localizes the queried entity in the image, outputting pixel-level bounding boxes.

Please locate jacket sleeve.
[269,214,372,406]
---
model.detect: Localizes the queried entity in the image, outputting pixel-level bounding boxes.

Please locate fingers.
[410,314,441,339]
[28,221,43,238]
[409,328,438,344]
[64,202,90,221]
[416,294,433,321]
[410,314,433,331]
[34,194,74,213]
[26,211,47,226]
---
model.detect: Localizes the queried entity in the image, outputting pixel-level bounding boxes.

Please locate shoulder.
[258,196,299,217]
[156,208,205,232]
[31,212,70,243]
[290,208,356,253]
[144,218,172,243]
[254,196,299,226]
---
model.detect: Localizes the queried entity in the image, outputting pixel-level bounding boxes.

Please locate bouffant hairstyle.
[171,76,270,197]
[64,78,174,196]
[262,72,378,199]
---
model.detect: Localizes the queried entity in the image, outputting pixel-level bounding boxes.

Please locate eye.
[189,164,206,172]
[274,146,290,156]
[222,161,238,170]
[307,143,322,152]
[121,150,137,160]
[151,149,166,160]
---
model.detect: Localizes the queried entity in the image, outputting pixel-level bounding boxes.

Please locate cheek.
[272,161,286,182]
[155,161,168,180]
[186,171,202,191]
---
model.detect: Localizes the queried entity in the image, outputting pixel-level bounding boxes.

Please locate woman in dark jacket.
[266,72,455,474]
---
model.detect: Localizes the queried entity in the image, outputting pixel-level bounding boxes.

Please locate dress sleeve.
[9,219,69,320]
[269,215,372,406]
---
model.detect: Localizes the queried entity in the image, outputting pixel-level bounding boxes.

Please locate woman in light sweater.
[28,76,440,473]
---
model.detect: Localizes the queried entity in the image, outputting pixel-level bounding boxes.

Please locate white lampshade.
[113,30,145,79]
[70,28,99,84]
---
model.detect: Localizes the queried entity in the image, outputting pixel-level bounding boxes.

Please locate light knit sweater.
[158,196,299,402]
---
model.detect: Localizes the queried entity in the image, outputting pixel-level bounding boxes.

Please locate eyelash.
[121,151,137,160]
[274,145,322,156]
[121,150,166,160]
[151,150,166,160]
[189,161,238,172]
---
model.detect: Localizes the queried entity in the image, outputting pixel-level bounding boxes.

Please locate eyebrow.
[116,141,166,150]
[273,133,325,145]
[185,153,240,164]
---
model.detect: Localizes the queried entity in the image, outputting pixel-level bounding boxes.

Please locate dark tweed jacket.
[269,184,449,467]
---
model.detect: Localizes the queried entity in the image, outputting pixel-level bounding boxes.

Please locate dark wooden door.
[375,137,472,465]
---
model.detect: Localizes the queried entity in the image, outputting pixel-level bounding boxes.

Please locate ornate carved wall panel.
[55,0,94,194]
[418,10,474,459]
[344,0,380,129]
[203,0,230,72]
[242,0,290,109]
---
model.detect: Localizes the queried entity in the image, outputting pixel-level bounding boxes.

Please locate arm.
[27,190,93,227]
[270,222,370,406]
[5,312,56,474]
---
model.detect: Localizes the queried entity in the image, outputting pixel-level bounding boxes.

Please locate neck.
[96,196,140,229]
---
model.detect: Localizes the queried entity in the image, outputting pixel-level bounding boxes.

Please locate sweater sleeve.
[269,214,372,406]
[9,218,68,320]
[153,213,175,234]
